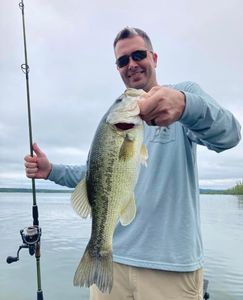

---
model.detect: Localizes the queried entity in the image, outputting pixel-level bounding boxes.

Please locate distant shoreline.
[0,188,73,193]
[1,187,242,195]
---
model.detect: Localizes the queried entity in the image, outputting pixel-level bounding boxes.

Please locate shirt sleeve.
[47,164,86,188]
[179,81,241,152]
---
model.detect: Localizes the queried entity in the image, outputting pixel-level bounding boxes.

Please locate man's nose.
[127,57,139,68]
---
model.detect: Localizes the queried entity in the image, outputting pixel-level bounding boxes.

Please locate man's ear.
[153,52,158,68]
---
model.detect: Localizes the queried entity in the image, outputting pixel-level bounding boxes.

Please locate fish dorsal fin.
[71,177,91,218]
[140,143,148,167]
[119,193,136,226]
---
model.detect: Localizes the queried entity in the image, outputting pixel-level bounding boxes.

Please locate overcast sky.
[1,0,242,190]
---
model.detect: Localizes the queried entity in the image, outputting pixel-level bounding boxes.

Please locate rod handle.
[37,290,44,300]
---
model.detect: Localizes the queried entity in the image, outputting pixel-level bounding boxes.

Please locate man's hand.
[24,143,52,179]
[138,86,186,126]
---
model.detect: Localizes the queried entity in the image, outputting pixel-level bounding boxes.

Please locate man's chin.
[126,79,146,90]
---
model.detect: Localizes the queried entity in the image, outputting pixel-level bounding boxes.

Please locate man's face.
[114,36,158,92]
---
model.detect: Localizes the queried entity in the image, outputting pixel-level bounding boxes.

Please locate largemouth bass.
[71,88,148,293]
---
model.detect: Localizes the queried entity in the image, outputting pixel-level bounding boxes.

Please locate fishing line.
[6,1,44,299]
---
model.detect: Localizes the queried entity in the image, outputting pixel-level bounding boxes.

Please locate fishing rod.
[6,1,44,299]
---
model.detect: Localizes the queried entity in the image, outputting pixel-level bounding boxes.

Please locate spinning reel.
[7,226,42,264]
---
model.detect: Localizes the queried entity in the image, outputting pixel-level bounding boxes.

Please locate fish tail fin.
[73,246,113,293]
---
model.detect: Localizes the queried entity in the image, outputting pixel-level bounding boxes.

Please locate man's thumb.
[32,143,45,157]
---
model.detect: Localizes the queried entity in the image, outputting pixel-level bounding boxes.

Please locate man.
[25,27,241,299]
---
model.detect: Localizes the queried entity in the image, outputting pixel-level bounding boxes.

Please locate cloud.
[1,0,242,189]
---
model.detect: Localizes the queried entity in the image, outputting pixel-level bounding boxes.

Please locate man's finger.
[25,168,38,177]
[32,143,45,157]
[25,161,38,169]
[24,155,37,163]
[138,97,158,116]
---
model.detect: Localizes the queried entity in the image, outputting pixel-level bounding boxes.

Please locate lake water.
[0,193,243,300]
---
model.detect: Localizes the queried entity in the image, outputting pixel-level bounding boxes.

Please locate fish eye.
[115,96,123,103]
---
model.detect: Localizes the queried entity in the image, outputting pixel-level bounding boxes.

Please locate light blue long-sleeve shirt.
[48,81,241,272]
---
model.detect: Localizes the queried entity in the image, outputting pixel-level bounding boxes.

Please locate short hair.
[113,27,154,51]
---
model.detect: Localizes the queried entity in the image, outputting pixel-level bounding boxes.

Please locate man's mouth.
[128,70,144,78]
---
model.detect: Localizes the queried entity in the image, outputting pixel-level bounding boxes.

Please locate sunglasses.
[116,50,150,68]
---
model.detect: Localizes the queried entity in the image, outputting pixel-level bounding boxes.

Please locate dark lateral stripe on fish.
[87,143,116,251]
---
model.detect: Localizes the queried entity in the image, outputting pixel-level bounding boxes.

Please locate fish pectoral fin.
[71,177,91,218]
[119,135,135,161]
[140,143,148,167]
[119,194,136,226]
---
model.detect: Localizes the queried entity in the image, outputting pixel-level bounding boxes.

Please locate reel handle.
[6,256,19,264]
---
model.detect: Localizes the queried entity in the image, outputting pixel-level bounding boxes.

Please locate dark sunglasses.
[116,50,150,68]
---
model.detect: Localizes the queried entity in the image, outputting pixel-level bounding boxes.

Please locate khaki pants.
[90,262,203,300]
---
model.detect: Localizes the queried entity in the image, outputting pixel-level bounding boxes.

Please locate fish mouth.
[115,123,135,130]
